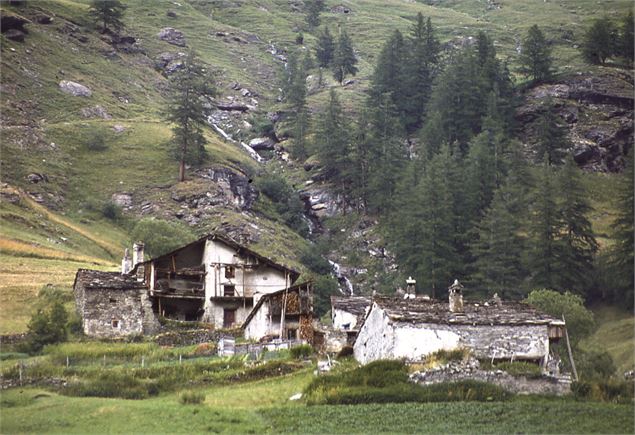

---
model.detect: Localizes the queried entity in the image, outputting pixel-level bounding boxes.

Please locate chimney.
[121,248,132,275]
[448,279,464,313]
[405,276,416,299]
[132,242,145,266]
[132,242,145,282]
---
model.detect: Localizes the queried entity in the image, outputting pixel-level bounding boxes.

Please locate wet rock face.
[517,70,634,172]
[197,167,258,210]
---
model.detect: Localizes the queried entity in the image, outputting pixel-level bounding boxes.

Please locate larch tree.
[518,24,553,82]
[89,0,126,34]
[581,17,617,65]
[165,52,216,182]
[332,29,358,84]
[315,26,335,67]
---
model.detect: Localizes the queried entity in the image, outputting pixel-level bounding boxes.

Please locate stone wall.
[410,361,571,396]
[83,289,145,338]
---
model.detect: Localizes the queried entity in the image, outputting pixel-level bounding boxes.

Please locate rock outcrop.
[517,70,634,172]
[59,80,92,97]
[158,27,186,47]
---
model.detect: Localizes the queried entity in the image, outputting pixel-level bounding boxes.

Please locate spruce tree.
[369,30,407,117]
[581,17,617,65]
[165,52,216,182]
[89,0,126,34]
[315,26,335,67]
[332,30,358,84]
[535,99,569,166]
[519,25,553,82]
[556,156,598,293]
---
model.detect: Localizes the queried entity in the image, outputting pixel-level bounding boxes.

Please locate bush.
[576,350,617,381]
[250,115,275,138]
[86,130,108,151]
[290,344,312,359]
[572,380,634,404]
[63,371,158,400]
[101,201,122,220]
[179,390,205,404]
[20,301,68,354]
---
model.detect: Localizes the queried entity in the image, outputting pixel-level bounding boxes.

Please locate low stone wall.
[409,359,571,396]
[0,333,28,346]
[153,329,223,346]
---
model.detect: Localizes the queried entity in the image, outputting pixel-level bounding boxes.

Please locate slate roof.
[372,296,564,326]
[331,296,371,327]
[74,269,147,291]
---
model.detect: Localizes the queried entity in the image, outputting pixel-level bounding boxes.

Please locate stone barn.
[73,269,159,338]
[354,281,565,368]
[242,282,313,342]
[331,296,371,346]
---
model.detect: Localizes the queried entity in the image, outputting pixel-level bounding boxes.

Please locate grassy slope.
[581,305,635,375]
[0,0,632,335]
[1,375,633,434]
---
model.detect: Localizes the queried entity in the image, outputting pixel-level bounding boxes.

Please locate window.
[287,328,297,340]
[224,284,235,297]
[109,298,117,303]
[225,265,235,279]
[112,320,119,328]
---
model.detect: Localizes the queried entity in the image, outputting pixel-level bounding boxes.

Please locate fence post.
[18,362,23,386]
[179,354,182,365]
[66,356,69,368]
[103,355,106,366]
[141,356,145,368]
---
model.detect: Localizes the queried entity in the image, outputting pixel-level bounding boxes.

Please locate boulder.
[166,10,177,18]
[248,137,275,151]
[4,29,25,42]
[59,80,92,97]
[113,124,126,133]
[35,14,53,24]
[27,173,48,184]
[80,105,111,119]
[158,27,186,47]
[111,193,132,208]
[0,11,29,33]
[331,5,351,13]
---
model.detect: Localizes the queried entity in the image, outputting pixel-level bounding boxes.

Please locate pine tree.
[349,110,372,209]
[609,153,634,306]
[403,14,440,130]
[535,99,569,166]
[313,89,351,189]
[315,26,335,67]
[556,156,598,293]
[165,52,216,182]
[89,0,126,34]
[526,166,563,290]
[519,25,553,82]
[581,17,618,65]
[332,30,358,84]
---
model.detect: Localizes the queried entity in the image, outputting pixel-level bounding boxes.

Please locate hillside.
[1,0,633,334]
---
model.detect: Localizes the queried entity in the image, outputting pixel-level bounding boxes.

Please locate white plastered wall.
[332,308,359,330]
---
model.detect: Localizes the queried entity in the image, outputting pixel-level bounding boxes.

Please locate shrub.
[255,174,309,236]
[86,130,108,151]
[20,301,68,354]
[179,390,205,404]
[290,344,312,359]
[62,371,157,400]
[250,115,275,138]
[573,380,634,404]
[101,201,122,220]
[576,350,616,381]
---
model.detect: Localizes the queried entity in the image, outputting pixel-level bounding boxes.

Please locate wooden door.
[223,309,235,328]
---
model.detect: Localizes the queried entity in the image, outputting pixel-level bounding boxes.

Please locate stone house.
[74,233,312,337]
[354,281,565,369]
[242,281,313,342]
[331,295,371,345]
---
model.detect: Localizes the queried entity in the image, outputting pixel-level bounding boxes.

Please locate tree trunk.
[179,159,185,182]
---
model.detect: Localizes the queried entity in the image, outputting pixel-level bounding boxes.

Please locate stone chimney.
[121,248,132,275]
[448,279,464,313]
[133,242,145,266]
[405,276,416,299]
[132,242,145,282]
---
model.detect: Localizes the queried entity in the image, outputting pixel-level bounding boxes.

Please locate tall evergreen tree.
[332,30,358,84]
[369,30,407,117]
[89,0,126,34]
[403,14,440,130]
[581,17,618,65]
[165,52,216,182]
[556,156,599,293]
[609,153,634,306]
[525,166,562,290]
[534,99,569,165]
[313,89,351,190]
[471,181,528,299]
[518,24,553,82]
[305,0,325,28]
[315,26,335,67]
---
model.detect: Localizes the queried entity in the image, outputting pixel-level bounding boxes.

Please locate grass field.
[1,376,633,434]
